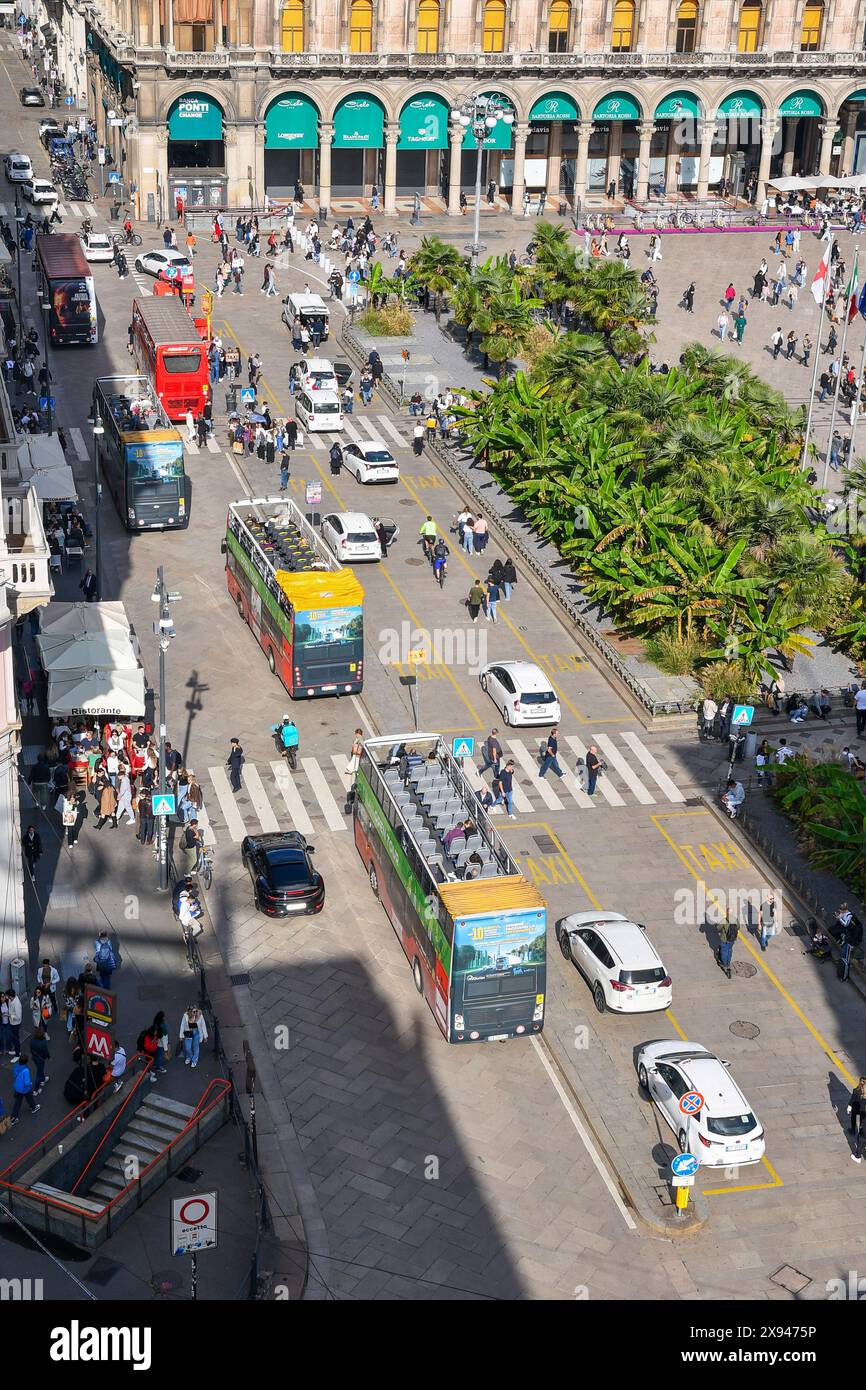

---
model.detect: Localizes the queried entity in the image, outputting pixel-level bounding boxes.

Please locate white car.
[343,440,400,484]
[320,512,381,563]
[637,1041,766,1168]
[80,231,114,263]
[22,177,57,205]
[134,247,193,281]
[479,660,561,726]
[5,153,33,182]
[555,911,672,1014]
[295,357,338,392]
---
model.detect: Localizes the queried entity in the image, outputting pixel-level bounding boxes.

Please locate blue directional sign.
[39,395,55,410]
[671,1152,699,1177]
[347,269,361,283]
[731,704,754,727]
[108,170,120,183]
[239,387,256,405]
[452,736,475,759]
[152,792,176,816]
[64,94,74,106]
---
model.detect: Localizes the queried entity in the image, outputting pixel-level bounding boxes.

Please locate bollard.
[674,1184,689,1217]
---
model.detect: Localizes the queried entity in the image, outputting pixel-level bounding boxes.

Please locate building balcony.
[0,481,53,619]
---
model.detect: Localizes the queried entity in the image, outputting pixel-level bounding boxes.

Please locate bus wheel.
[412,958,424,995]
[369,863,379,899]
[267,648,275,674]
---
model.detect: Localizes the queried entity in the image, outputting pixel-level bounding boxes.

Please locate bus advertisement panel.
[224,497,364,698]
[35,234,97,345]
[353,734,546,1042]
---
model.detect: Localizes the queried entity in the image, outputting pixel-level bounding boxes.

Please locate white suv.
[5,153,33,182]
[637,1041,766,1168]
[555,911,672,1013]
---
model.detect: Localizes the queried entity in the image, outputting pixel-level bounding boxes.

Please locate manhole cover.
[654,1184,674,1207]
[730,1020,760,1039]
[85,1256,123,1286]
[398,498,416,506]
[731,960,757,978]
[534,834,558,854]
[404,557,424,566]
[770,1264,811,1294]
[176,1165,203,1184]
[230,972,251,987]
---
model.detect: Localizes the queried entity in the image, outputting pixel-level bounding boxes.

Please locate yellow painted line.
[219,319,483,732]
[651,811,856,1088]
[397,473,623,726]
[504,821,601,908]
[665,1007,687,1041]
[704,1156,784,1196]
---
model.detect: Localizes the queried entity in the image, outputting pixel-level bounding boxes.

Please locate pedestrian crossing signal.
[731,705,754,726]
[152,793,176,816]
[452,737,475,759]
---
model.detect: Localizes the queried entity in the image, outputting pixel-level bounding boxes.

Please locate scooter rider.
[272,716,300,769]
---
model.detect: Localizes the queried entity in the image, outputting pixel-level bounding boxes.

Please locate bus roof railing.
[228,495,339,577]
[94,374,174,433]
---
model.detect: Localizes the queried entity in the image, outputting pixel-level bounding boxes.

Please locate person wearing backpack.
[94,932,117,989]
[717,919,740,979]
[10,1055,40,1124]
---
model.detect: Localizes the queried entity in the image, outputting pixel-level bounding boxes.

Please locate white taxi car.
[80,231,114,263]
[344,439,400,484]
[479,660,561,726]
[320,511,381,563]
[555,911,672,1013]
[637,1041,766,1168]
[21,177,58,206]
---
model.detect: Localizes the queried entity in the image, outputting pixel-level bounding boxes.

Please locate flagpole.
[801,235,834,471]
[849,315,866,462]
[822,246,858,491]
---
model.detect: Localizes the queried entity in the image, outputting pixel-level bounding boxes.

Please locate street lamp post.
[40,297,52,436]
[151,567,181,892]
[92,411,103,598]
[14,190,24,350]
[450,94,515,270]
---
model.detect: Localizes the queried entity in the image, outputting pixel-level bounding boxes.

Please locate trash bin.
[225,386,237,413]
[744,731,758,761]
[9,955,27,996]
[559,201,567,217]
[109,204,121,221]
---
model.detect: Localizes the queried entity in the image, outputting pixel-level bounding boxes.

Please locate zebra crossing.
[307,413,413,452]
[0,200,97,221]
[183,434,223,455]
[204,732,686,845]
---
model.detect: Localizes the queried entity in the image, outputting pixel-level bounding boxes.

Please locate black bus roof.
[35,232,89,279]
[133,296,200,347]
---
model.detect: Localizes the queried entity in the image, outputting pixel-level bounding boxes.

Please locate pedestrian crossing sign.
[239,387,256,405]
[452,737,475,759]
[731,705,754,726]
[152,793,176,816]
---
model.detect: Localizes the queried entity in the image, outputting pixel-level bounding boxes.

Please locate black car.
[20,87,45,107]
[241,831,325,917]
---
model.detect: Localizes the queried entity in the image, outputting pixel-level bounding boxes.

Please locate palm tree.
[407,236,465,322]
[473,280,544,374]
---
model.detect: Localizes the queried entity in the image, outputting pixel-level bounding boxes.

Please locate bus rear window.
[162,351,202,374]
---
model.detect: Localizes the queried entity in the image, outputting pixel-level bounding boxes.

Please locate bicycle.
[196,845,214,891]
[113,229,142,248]
[433,556,447,588]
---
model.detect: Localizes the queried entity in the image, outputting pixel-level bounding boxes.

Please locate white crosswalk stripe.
[375,415,410,449]
[340,418,364,444]
[202,732,685,846]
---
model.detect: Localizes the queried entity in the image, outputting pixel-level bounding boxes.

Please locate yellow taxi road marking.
[506,822,602,910]
[704,1156,784,1196]
[650,811,856,1088]
[665,1008,687,1041]
[219,320,484,732]
[397,473,623,726]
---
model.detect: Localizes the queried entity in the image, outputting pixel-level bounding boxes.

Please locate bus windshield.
[162,350,203,374]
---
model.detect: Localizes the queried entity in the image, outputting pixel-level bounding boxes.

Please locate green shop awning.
[265,95,319,149]
[779,90,823,118]
[529,91,579,122]
[398,94,450,150]
[592,92,640,122]
[463,91,515,150]
[847,89,866,104]
[168,95,223,142]
[718,91,762,118]
[333,95,385,148]
[655,91,700,120]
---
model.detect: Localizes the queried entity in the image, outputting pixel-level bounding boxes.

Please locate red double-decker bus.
[131,297,209,421]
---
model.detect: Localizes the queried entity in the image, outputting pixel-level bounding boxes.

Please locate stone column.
[384,121,399,216]
[545,120,562,197]
[254,122,266,209]
[447,121,464,215]
[756,115,779,205]
[664,122,678,192]
[781,117,797,176]
[634,120,654,202]
[606,121,622,195]
[842,106,859,173]
[318,121,333,217]
[510,121,529,216]
[696,118,716,200]
[819,119,840,175]
[574,119,592,206]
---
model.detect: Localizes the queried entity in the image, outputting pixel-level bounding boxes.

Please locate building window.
[675,0,698,53]
[173,0,215,51]
[417,0,440,52]
[137,0,155,45]
[228,0,252,45]
[800,0,823,50]
[736,0,761,52]
[482,0,506,52]
[548,0,570,52]
[280,0,304,50]
[611,0,635,51]
[349,0,373,52]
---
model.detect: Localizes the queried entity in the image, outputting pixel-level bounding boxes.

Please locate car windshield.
[348,531,377,543]
[521,690,557,703]
[620,966,667,985]
[363,451,394,463]
[90,236,110,247]
[706,1112,757,1137]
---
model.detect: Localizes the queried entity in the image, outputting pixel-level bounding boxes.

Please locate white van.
[282,292,330,341]
[295,388,343,432]
[4,152,33,182]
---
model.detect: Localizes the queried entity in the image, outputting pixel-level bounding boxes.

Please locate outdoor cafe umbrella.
[38,600,132,641]
[37,629,139,674]
[46,666,146,720]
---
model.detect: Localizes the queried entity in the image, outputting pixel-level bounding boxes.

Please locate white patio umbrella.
[37,629,139,674]
[46,667,146,719]
[38,600,132,640]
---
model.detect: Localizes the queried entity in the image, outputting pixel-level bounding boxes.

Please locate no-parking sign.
[172,1191,218,1255]
[679,1090,704,1116]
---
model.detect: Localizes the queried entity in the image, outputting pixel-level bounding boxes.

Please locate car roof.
[303,357,333,370]
[676,1057,750,1116]
[331,511,375,528]
[305,390,341,404]
[7,152,28,161]
[351,439,392,454]
[244,831,307,851]
[594,920,663,968]
[495,660,554,686]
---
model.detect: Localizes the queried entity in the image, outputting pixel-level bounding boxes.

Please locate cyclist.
[432,536,449,585]
[123,214,133,243]
[272,716,300,769]
[419,514,437,561]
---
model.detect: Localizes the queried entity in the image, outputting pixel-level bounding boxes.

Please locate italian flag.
[848,257,861,324]
[811,252,830,305]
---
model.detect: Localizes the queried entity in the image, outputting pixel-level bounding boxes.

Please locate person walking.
[539,728,565,781]
[346,728,363,778]
[9,1055,40,1123]
[717,310,729,342]
[479,729,502,778]
[771,326,784,359]
[802,333,812,368]
[227,737,244,792]
[467,579,486,624]
[151,1011,170,1075]
[682,282,695,313]
[79,569,97,602]
[585,744,602,796]
[22,824,42,878]
[758,889,776,952]
[733,309,747,344]
[785,330,798,360]
[116,766,135,825]
[4,990,21,1058]
[184,408,196,444]
[701,695,718,741]
[485,575,500,623]
[94,931,117,990]
[491,759,516,818]
[30,1024,49,1094]
[179,1004,208,1069]
[723,282,736,311]
[848,1077,866,1161]
[717,918,739,979]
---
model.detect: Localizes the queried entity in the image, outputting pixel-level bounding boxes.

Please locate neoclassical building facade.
[34,0,866,215]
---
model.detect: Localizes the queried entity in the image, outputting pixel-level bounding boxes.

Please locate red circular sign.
[178,1197,210,1226]
[679,1090,704,1116]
